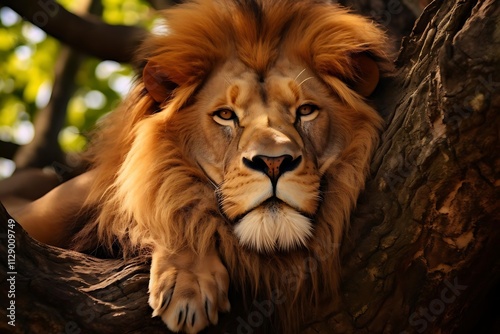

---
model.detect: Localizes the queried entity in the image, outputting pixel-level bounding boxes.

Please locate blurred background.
[0,0,159,178]
[0,0,420,179]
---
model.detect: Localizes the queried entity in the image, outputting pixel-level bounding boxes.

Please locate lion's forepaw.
[148,248,230,333]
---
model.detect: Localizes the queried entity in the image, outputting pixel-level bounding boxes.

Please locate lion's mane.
[73,0,391,331]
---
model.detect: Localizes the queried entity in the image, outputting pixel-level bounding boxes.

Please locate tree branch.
[0,140,19,160]
[0,203,250,333]
[0,0,147,62]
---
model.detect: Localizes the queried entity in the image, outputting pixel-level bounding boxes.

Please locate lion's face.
[180,58,348,252]
[96,0,388,260]
[82,2,390,331]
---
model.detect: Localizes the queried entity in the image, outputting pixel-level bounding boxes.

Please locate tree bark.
[338,0,418,43]
[1,0,499,333]
[324,0,500,332]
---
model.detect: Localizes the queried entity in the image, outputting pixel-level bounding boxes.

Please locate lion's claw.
[149,249,230,333]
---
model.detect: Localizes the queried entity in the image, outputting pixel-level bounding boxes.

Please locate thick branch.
[0,204,250,333]
[0,0,147,62]
[0,204,161,333]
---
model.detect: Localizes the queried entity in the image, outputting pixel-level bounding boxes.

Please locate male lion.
[6,0,391,332]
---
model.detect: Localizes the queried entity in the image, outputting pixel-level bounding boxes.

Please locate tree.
[0,0,150,175]
[1,0,499,333]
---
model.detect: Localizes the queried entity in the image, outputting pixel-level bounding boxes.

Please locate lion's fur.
[72,0,391,332]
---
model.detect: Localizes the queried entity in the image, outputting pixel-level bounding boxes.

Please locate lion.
[5,0,391,333]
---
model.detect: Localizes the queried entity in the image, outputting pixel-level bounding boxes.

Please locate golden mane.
[72,0,391,332]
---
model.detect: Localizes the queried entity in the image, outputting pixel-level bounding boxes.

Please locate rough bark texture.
[338,0,418,43]
[311,0,500,332]
[1,0,499,333]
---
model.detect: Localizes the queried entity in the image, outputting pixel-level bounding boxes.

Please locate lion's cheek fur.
[111,116,180,248]
[107,115,221,253]
[275,170,321,214]
[220,178,274,220]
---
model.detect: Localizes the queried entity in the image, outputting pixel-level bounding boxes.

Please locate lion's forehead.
[203,60,323,119]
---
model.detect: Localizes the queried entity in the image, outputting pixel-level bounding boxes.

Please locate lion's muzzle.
[243,154,302,185]
[222,123,319,253]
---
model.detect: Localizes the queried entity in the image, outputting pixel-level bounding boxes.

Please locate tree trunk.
[1,0,498,333]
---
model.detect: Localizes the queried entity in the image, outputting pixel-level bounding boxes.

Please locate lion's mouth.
[261,196,284,210]
[214,170,320,252]
[230,196,314,252]
[229,196,292,223]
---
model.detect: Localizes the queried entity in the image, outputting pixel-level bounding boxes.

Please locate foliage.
[0,0,152,154]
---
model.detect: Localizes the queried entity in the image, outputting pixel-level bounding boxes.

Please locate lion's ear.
[350,54,380,97]
[143,61,178,103]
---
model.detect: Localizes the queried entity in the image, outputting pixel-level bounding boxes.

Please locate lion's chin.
[233,200,313,253]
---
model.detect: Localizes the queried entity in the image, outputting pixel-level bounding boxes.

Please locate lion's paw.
[148,250,230,333]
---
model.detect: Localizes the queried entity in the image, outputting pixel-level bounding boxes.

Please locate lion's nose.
[243,154,302,184]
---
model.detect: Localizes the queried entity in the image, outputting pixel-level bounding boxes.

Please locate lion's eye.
[215,109,236,120]
[297,104,319,121]
[213,108,237,125]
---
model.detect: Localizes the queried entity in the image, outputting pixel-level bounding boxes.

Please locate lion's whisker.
[207,177,219,190]
[294,68,307,82]
[298,77,313,87]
